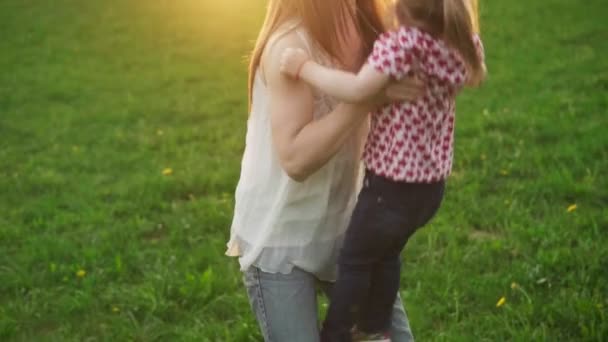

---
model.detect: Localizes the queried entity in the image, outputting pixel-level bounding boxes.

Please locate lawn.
[0,0,606,341]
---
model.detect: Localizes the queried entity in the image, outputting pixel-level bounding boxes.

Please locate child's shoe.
[352,328,391,342]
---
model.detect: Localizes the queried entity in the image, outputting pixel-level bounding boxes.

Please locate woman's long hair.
[247,0,387,109]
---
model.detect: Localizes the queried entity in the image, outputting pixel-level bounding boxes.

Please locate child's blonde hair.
[248,0,387,108]
[396,0,483,82]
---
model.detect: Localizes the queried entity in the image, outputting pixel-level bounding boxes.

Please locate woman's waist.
[232,218,347,248]
[231,234,343,281]
[231,209,351,252]
[234,184,357,220]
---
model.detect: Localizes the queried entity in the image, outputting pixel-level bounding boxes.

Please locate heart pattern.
[364,27,485,183]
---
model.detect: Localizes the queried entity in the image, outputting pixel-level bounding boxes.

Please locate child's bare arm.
[280,48,390,104]
[301,63,391,103]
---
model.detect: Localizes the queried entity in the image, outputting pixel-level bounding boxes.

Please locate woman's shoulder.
[265,20,309,56]
[267,31,308,57]
[262,26,310,72]
[255,27,309,88]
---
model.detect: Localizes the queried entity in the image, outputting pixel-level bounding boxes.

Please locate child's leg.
[321,186,379,341]
[358,174,446,335]
[321,180,416,341]
[318,282,415,342]
[358,244,412,334]
[358,251,403,334]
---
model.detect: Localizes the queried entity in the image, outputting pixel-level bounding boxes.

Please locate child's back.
[364,26,485,183]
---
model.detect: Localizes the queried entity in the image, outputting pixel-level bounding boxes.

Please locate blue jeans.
[244,266,415,342]
[322,171,444,341]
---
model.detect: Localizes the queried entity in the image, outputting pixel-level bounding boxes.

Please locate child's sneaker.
[352,329,391,342]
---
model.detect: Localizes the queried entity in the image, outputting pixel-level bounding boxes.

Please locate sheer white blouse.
[226,21,364,281]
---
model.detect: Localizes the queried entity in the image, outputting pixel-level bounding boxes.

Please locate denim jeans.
[243,266,415,342]
[322,171,445,341]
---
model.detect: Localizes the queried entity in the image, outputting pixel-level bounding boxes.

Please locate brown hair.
[396,0,483,82]
[247,0,387,109]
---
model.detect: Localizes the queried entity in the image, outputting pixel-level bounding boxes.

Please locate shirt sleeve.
[368,29,415,80]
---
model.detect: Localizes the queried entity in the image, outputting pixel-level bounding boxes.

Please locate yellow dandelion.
[500,169,509,176]
[567,204,577,213]
[496,296,506,307]
[112,306,120,313]
[480,154,487,161]
[511,282,519,290]
[157,130,164,136]
[162,168,173,176]
[76,269,86,278]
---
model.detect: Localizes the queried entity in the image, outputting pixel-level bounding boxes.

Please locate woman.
[226,1,423,341]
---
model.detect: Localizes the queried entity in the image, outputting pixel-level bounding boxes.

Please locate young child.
[280,0,486,341]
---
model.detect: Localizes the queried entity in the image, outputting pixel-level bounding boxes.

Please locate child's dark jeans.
[321,170,445,342]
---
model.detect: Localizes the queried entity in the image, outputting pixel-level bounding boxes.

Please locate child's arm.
[280,48,390,104]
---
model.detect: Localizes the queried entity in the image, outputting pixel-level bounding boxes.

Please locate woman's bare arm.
[264,33,373,182]
[280,48,390,104]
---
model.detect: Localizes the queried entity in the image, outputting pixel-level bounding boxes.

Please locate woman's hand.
[280,48,310,79]
[362,75,425,109]
[385,76,425,102]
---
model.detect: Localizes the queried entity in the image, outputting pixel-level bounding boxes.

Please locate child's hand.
[280,48,310,79]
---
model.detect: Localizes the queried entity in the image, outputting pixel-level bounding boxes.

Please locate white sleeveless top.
[226,21,363,281]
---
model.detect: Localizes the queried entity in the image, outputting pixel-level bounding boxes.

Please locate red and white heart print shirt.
[365,26,485,183]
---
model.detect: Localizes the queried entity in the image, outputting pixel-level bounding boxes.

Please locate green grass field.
[1,0,607,340]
